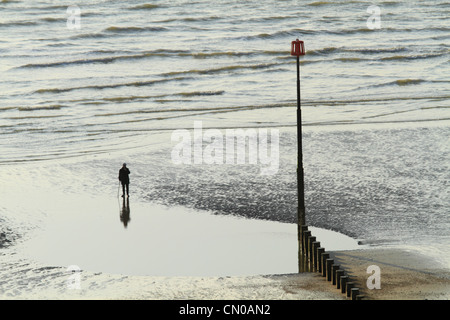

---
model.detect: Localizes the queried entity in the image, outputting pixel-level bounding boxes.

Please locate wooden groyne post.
[290,39,364,299]
[296,226,365,300]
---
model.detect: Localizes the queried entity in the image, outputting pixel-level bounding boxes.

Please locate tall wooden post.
[291,39,306,270]
[296,54,306,231]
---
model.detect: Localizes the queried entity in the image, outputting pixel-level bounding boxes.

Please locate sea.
[0,0,449,295]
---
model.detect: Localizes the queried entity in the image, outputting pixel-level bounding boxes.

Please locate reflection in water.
[120,197,131,228]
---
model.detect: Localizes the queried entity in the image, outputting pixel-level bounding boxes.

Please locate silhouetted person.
[120,197,130,228]
[118,163,130,198]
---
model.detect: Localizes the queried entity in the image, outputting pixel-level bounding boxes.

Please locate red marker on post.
[291,39,306,263]
[291,39,305,57]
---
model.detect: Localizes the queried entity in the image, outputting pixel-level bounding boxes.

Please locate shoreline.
[10,191,361,277]
[1,194,449,299]
[0,194,348,300]
[1,157,449,300]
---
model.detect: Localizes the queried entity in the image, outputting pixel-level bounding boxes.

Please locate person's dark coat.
[119,167,130,185]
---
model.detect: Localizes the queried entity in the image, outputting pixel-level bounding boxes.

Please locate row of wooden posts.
[299,225,365,300]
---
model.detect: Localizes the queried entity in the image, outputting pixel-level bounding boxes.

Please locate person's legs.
[126,183,129,196]
[122,183,125,197]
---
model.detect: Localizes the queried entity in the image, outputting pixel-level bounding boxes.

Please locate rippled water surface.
[0,0,449,276]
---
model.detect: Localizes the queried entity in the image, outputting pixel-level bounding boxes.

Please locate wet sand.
[3,247,448,300]
[0,182,354,300]
[328,248,450,300]
[1,172,448,300]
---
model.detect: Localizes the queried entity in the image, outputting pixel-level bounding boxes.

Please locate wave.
[18,47,376,70]
[334,57,366,62]
[0,105,68,113]
[18,49,273,69]
[93,103,287,119]
[241,27,381,40]
[246,15,298,23]
[69,32,106,40]
[0,106,17,112]
[92,101,450,128]
[242,25,450,41]
[33,78,185,94]
[162,62,280,76]
[357,79,450,90]
[368,79,434,88]
[307,46,408,56]
[381,52,448,61]
[87,91,224,103]
[307,47,339,56]
[299,46,445,63]
[0,21,38,27]
[394,79,426,86]
[181,16,222,22]
[308,95,450,106]
[306,117,450,127]
[37,5,69,10]
[31,67,444,96]
[84,95,450,118]
[129,4,161,10]
[101,96,152,103]
[156,16,222,24]
[307,1,332,6]
[6,114,65,121]
[67,25,167,40]
[20,57,123,68]
[355,47,409,54]
[40,17,62,23]
[308,0,365,6]
[176,91,225,97]
[13,49,284,70]
[243,29,316,40]
[17,47,280,69]
[18,50,186,69]
[18,105,67,111]
[0,17,68,27]
[47,41,77,48]
[378,1,400,5]
[190,51,255,59]
[104,26,167,33]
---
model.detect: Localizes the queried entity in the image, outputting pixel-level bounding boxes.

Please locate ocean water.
[0,0,449,283]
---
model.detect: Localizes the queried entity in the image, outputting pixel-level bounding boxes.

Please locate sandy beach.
[330,248,450,300]
[1,125,449,301]
[2,246,449,300]
[0,179,350,300]
[1,179,448,300]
